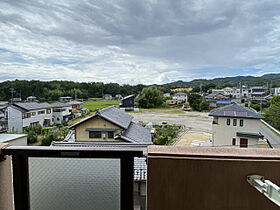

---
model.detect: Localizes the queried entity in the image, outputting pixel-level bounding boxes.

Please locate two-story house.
[8,102,53,133]
[51,102,73,124]
[172,92,187,103]
[209,104,264,148]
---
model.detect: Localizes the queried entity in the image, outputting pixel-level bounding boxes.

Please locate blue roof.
[216,100,231,105]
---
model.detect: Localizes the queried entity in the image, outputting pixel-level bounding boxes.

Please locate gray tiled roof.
[209,104,264,119]
[118,122,152,144]
[66,101,83,106]
[50,102,72,108]
[97,106,133,129]
[69,106,133,129]
[13,102,52,111]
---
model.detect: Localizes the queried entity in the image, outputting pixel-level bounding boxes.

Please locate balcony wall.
[0,143,14,210]
[147,146,280,210]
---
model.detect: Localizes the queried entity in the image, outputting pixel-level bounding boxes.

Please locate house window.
[89,131,101,138]
[108,131,114,139]
[233,119,237,126]
[232,138,236,146]
[38,110,45,115]
[240,119,244,127]
[31,112,36,116]
[46,109,51,114]
[227,119,230,126]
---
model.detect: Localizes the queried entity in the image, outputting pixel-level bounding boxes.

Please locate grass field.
[84,100,121,111]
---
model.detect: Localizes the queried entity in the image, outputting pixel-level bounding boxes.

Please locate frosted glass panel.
[29,158,120,210]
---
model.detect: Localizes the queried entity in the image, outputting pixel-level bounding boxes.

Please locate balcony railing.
[147,146,280,210]
[1,145,142,210]
[2,145,280,209]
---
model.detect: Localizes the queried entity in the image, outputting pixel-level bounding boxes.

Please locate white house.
[209,104,264,148]
[51,102,73,124]
[271,87,280,96]
[8,102,53,133]
[172,92,187,103]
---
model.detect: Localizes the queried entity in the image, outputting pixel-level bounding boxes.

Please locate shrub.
[41,133,58,146]
[154,135,168,145]
[27,131,37,144]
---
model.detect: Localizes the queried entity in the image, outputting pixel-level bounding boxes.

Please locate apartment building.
[209,104,264,148]
[8,102,53,133]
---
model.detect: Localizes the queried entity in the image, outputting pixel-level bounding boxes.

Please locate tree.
[188,93,203,111]
[199,101,209,111]
[27,131,37,144]
[264,96,280,130]
[136,87,163,108]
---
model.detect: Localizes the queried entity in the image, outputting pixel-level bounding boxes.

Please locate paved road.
[130,111,213,133]
[259,122,280,148]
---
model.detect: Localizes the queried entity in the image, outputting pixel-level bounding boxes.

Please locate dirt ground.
[175,131,212,147]
[130,109,213,133]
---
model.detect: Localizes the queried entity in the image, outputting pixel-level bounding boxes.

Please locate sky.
[0,0,280,85]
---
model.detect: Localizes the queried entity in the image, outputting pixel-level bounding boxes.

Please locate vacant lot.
[84,100,121,111]
[131,110,212,133]
[175,131,211,146]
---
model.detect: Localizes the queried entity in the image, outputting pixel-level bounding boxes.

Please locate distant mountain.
[163,73,280,88]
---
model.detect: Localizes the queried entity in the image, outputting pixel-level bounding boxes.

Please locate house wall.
[53,106,72,124]
[8,107,23,133]
[75,116,123,141]
[212,117,261,147]
[22,109,53,128]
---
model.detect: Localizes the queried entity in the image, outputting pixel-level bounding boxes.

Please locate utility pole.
[240,82,242,103]
[10,88,15,103]
[200,82,202,96]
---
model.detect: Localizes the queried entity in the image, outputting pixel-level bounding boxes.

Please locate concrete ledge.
[0,143,14,210]
[148,145,280,159]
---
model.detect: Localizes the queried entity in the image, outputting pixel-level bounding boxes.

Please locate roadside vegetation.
[153,124,182,145]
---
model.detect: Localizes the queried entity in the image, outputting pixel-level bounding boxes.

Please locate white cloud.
[0,0,280,84]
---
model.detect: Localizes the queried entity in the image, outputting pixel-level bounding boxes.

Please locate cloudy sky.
[0,0,280,84]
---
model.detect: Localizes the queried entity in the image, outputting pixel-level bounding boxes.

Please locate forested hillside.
[1,73,280,101]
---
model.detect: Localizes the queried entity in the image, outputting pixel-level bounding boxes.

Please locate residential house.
[66,100,88,117]
[51,102,73,124]
[163,93,171,97]
[59,96,73,103]
[209,104,264,148]
[119,95,135,109]
[66,106,151,144]
[249,86,268,98]
[114,94,123,100]
[0,103,8,133]
[271,87,280,96]
[25,96,38,102]
[172,92,187,103]
[8,102,53,133]
[211,89,224,95]
[103,94,112,100]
